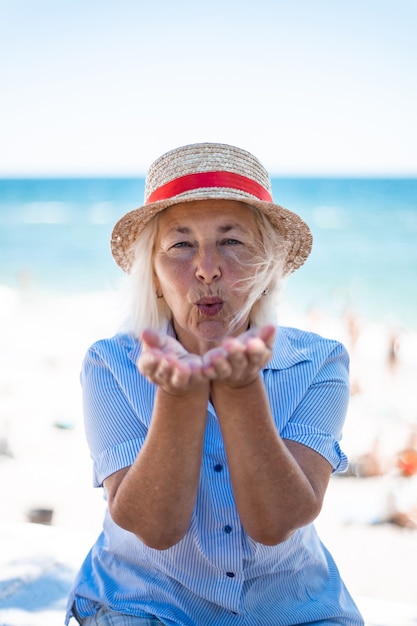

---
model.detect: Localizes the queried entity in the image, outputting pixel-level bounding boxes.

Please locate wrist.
[157,382,210,402]
[211,374,262,395]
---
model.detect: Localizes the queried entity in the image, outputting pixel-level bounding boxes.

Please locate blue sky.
[1,0,416,175]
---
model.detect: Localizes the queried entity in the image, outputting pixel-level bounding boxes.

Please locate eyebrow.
[218,223,246,234]
[168,223,246,235]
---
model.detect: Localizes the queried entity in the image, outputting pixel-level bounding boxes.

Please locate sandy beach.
[1,285,417,626]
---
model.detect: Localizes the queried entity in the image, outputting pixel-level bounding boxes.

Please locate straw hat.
[111,142,312,275]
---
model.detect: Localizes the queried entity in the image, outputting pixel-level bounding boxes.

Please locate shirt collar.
[265,326,311,370]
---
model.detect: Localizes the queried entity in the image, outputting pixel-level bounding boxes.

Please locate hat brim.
[110,190,313,276]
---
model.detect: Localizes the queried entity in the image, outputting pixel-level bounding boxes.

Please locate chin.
[195,320,230,344]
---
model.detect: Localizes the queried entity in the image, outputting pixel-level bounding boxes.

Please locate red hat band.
[146,171,273,205]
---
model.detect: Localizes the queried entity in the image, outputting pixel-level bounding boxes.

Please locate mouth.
[195,296,224,317]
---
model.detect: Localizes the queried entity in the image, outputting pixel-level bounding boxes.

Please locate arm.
[206,326,334,545]
[105,330,210,549]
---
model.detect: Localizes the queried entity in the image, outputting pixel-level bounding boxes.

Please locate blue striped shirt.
[66,325,363,625]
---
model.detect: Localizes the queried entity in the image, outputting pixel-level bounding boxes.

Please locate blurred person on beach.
[387,428,417,529]
[66,143,363,625]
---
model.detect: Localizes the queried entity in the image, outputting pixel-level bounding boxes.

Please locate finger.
[202,347,232,379]
[165,368,190,389]
[207,356,233,379]
[137,350,163,377]
[164,352,202,374]
[244,339,273,372]
[221,338,248,369]
[155,355,179,380]
[246,336,268,355]
[202,346,227,365]
[161,365,209,392]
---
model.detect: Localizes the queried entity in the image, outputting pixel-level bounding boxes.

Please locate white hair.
[119,204,287,338]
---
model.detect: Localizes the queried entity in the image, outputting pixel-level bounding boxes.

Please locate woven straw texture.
[111,143,312,275]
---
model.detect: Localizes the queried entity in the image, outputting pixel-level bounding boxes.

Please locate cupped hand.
[138,329,209,394]
[202,325,276,388]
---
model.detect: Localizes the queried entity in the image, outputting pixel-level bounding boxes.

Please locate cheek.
[155,256,191,292]
[223,257,254,287]
[222,247,256,271]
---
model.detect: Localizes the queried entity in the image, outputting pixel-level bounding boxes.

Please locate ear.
[153,272,162,298]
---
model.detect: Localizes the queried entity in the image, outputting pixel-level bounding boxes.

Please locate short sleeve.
[280,343,350,473]
[81,342,149,487]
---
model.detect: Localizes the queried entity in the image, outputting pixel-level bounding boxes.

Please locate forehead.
[157,199,258,233]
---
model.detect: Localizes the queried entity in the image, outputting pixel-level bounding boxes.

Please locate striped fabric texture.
[66,326,363,626]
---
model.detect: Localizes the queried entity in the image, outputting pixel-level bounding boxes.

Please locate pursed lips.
[195,296,224,317]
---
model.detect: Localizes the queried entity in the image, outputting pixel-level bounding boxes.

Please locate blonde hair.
[120,204,286,338]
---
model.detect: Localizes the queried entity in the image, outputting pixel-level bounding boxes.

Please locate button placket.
[208,456,242,578]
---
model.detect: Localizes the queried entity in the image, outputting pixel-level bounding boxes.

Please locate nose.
[195,245,221,284]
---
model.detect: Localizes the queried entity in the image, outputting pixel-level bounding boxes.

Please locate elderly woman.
[66,143,363,625]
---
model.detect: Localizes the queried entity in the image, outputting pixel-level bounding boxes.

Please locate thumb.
[141,328,164,350]
[258,324,276,349]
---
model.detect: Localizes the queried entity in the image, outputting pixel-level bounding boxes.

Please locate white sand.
[1,286,417,626]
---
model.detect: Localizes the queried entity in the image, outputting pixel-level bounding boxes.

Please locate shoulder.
[268,325,349,371]
[87,332,140,355]
[278,325,346,352]
[82,333,142,372]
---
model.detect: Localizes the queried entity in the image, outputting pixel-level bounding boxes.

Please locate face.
[153,199,262,354]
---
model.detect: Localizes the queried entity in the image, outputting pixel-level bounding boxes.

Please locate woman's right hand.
[110,329,210,548]
[138,328,209,394]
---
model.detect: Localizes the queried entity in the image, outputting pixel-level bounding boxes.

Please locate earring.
[156,291,163,299]
[261,287,270,296]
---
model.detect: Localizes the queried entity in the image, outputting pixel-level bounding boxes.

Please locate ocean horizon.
[1,176,416,331]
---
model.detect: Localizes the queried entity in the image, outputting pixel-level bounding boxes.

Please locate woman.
[67,143,363,625]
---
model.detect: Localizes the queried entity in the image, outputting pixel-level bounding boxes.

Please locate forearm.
[108,386,209,549]
[212,377,327,545]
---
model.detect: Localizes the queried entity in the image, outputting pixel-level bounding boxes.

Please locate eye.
[222,238,241,245]
[171,241,192,248]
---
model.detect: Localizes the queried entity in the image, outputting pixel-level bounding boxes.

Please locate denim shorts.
[76,606,164,625]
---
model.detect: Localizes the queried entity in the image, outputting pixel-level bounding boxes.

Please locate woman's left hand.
[202,324,276,388]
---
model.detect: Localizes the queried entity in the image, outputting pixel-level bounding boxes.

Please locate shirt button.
[226,572,235,578]
[214,464,223,472]
[224,525,232,534]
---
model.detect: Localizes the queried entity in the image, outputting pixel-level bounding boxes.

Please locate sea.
[1,177,416,331]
